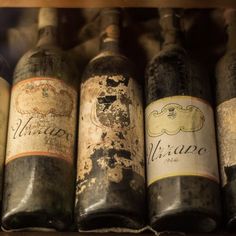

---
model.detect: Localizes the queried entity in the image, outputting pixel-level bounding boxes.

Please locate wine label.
[77,75,144,194]
[146,96,219,186]
[217,98,236,186]
[0,77,10,168]
[6,77,77,164]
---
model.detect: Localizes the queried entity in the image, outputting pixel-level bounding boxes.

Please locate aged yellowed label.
[0,77,10,168]
[146,96,219,186]
[77,75,144,194]
[217,98,236,186]
[6,77,77,164]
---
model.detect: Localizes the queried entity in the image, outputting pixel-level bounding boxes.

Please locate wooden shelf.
[0,232,225,236]
[0,1,231,236]
[0,0,235,8]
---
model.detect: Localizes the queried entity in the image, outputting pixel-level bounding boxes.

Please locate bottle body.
[2,18,78,230]
[145,44,221,232]
[76,53,146,230]
[216,51,236,230]
[0,56,10,209]
[215,9,236,231]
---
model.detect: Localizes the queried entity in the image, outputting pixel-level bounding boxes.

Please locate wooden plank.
[0,233,229,236]
[0,0,235,8]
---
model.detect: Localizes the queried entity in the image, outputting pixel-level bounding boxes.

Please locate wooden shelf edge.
[0,233,229,236]
[0,0,236,8]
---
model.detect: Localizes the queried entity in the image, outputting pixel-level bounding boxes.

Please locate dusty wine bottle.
[2,8,78,231]
[0,55,10,208]
[75,8,146,230]
[216,9,236,231]
[145,8,221,232]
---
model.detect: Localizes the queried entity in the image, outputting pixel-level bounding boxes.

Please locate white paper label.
[217,98,236,186]
[77,75,145,194]
[145,96,219,186]
[6,77,77,164]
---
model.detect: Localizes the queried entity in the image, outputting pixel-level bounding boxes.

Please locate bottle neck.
[159,8,182,48]
[37,26,58,47]
[225,10,236,52]
[36,8,58,47]
[99,8,120,53]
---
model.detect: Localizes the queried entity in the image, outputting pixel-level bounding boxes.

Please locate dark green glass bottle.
[145,8,221,232]
[216,9,236,231]
[75,8,146,230]
[0,54,10,211]
[2,8,78,231]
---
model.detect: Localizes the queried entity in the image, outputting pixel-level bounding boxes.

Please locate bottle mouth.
[159,8,183,19]
[100,8,121,33]
[99,9,121,50]
[100,8,121,17]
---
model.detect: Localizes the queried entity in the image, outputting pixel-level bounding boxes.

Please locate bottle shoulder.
[216,51,236,86]
[90,51,127,62]
[90,52,131,66]
[13,46,78,88]
[0,55,10,84]
[82,52,137,83]
[145,45,211,105]
[216,51,236,71]
[14,46,64,72]
[150,45,187,64]
[216,51,236,105]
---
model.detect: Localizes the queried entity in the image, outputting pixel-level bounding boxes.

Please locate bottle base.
[226,216,236,231]
[150,209,218,233]
[77,210,145,231]
[223,180,236,231]
[2,211,71,231]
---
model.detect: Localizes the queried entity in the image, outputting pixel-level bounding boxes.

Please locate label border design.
[146,95,219,186]
[148,172,219,186]
[6,77,77,164]
[12,77,77,93]
[146,95,212,111]
[6,151,72,164]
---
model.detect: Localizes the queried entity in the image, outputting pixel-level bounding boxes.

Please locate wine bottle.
[2,8,78,231]
[145,8,221,232]
[75,8,146,230]
[0,55,10,208]
[216,9,236,231]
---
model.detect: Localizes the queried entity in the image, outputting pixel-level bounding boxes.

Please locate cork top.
[38,8,58,29]
[159,8,176,19]
[224,9,236,51]
[159,8,181,27]
[100,8,120,29]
